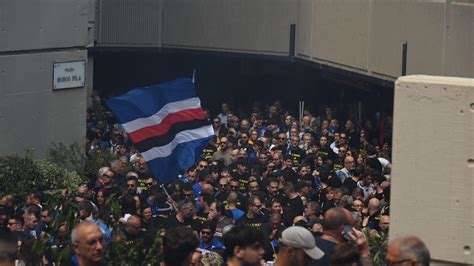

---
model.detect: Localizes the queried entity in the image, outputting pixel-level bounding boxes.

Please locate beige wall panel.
[0,0,88,52]
[370,1,445,77]
[445,1,474,78]
[258,0,298,53]
[296,0,313,58]
[162,0,297,55]
[403,1,445,76]
[0,50,87,157]
[369,1,405,77]
[391,75,474,264]
[97,0,162,47]
[311,0,369,70]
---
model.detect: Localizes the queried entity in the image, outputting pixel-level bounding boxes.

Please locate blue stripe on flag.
[147,135,214,184]
[106,78,196,124]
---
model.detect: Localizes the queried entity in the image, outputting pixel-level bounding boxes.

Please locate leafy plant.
[365,229,388,266]
[46,143,87,175]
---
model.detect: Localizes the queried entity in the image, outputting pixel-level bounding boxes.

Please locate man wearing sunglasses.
[198,221,224,252]
[235,196,266,230]
[212,137,233,166]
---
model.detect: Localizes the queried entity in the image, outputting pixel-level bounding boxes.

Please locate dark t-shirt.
[214,191,248,211]
[283,196,304,223]
[163,215,201,233]
[232,171,250,194]
[203,144,217,161]
[271,145,288,156]
[288,147,306,166]
[307,236,338,266]
[342,178,358,194]
[327,175,342,188]
[235,214,267,230]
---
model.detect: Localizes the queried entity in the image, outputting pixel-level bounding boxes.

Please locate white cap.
[279,226,325,260]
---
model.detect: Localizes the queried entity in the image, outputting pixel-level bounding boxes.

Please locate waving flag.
[106,78,214,184]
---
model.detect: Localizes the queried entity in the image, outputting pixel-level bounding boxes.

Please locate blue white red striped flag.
[106,78,214,184]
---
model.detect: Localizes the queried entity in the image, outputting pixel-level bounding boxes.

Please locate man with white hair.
[93,167,114,193]
[386,236,430,266]
[71,222,105,266]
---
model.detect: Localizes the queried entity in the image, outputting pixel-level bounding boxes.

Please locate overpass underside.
[92,48,394,118]
[91,0,472,115]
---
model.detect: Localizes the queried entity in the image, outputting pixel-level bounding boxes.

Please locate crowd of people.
[0,96,431,265]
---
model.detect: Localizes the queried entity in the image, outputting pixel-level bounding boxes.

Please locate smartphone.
[342,225,353,241]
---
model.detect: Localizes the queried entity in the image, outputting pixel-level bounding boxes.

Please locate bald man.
[386,236,430,266]
[71,222,105,266]
[308,207,349,266]
[363,198,381,230]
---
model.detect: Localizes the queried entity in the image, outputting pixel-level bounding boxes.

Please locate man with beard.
[265,178,284,203]
[274,226,325,266]
[271,133,289,156]
[208,201,232,241]
[198,221,224,252]
[235,196,267,230]
[119,176,141,215]
[163,200,201,233]
[215,179,247,211]
[133,156,152,191]
[336,156,356,184]
[223,225,265,266]
[213,136,233,167]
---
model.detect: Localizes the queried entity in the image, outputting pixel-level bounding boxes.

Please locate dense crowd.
[0,96,430,266]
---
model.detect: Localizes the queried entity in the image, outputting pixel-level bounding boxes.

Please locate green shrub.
[0,147,85,199]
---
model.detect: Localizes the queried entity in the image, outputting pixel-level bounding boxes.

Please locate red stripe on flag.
[128,108,207,143]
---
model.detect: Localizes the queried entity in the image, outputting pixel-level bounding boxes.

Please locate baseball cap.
[279,226,324,260]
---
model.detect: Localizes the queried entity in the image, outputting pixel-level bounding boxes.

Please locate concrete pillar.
[390,75,474,265]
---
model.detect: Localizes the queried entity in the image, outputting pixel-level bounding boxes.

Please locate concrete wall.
[0,0,90,157]
[297,0,474,80]
[391,75,474,265]
[95,0,474,80]
[96,0,163,47]
[0,0,89,51]
[161,0,298,55]
[0,51,88,156]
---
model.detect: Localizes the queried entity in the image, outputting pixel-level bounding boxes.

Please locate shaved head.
[323,207,348,230]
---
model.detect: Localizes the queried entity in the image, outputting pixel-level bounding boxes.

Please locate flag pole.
[160,184,178,212]
[192,69,196,84]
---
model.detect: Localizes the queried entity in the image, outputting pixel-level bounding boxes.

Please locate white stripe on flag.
[140,125,214,161]
[121,97,201,133]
